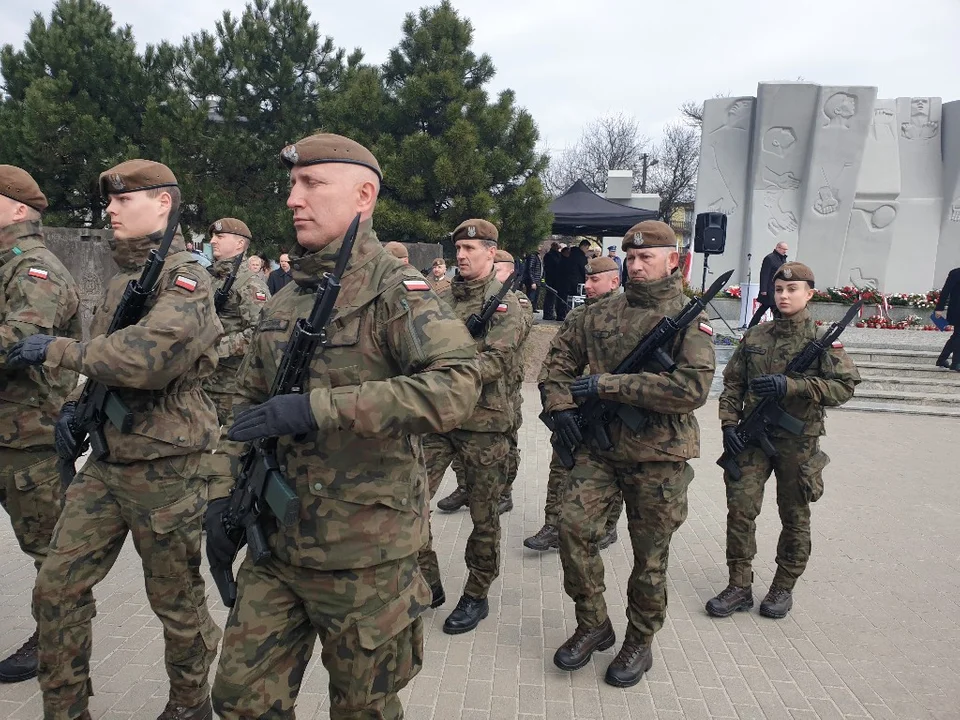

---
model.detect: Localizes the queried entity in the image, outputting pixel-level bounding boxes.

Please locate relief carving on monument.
[901,97,941,140]
[871,107,897,142]
[762,126,797,158]
[704,99,754,216]
[950,198,960,223]
[762,167,801,235]
[822,92,858,129]
[812,163,854,216]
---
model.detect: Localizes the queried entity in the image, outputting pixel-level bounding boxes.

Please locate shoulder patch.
[254,290,267,302]
[403,279,430,291]
[496,302,508,313]
[699,322,714,336]
[174,275,198,292]
[28,267,49,280]
[831,340,843,349]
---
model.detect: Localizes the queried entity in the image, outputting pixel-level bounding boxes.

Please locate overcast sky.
[1,0,957,153]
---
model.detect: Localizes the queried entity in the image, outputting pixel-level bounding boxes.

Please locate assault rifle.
[716,300,862,481]
[210,213,361,607]
[58,203,183,489]
[546,269,734,470]
[214,253,245,313]
[466,272,516,338]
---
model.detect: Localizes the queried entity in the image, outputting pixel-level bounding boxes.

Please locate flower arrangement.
[853,314,948,331]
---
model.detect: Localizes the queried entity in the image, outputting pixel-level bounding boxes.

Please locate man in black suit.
[542,242,563,320]
[747,241,788,327]
[267,252,293,294]
[935,267,960,369]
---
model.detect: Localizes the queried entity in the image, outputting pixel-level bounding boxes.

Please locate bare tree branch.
[648,121,700,222]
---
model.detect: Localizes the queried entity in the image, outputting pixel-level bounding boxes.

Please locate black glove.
[750,374,788,399]
[570,374,601,400]
[205,497,243,569]
[722,426,746,456]
[551,409,582,449]
[6,334,56,367]
[228,393,318,442]
[55,402,80,459]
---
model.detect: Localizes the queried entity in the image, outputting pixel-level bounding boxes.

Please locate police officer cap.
[0,165,47,212]
[774,261,815,286]
[208,217,252,240]
[432,257,446,267]
[453,219,498,244]
[383,241,408,259]
[586,256,619,275]
[99,160,177,197]
[494,249,514,263]
[280,133,382,181]
[621,220,676,251]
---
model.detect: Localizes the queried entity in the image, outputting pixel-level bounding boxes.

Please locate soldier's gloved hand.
[551,409,582,449]
[228,393,318,442]
[722,426,746,456]
[6,334,56,367]
[570,374,601,400]
[205,497,243,569]
[750,374,788,399]
[54,402,80,459]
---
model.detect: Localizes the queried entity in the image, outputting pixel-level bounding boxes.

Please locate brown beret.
[622,220,677,251]
[452,219,499,244]
[280,133,382,180]
[208,217,252,240]
[99,160,177,197]
[586,256,619,275]
[774,261,815,286]
[383,241,408,259]
[0,165,47,212]
[432,257,446,267]
[494,249,514,264]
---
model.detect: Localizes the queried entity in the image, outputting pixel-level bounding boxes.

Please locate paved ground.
[2,388,959,719]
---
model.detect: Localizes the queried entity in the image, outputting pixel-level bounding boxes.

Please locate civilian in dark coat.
[523,251,543,307]
[747,241,789,327]
[267,252,293,294]
[556,247,581,322]
[542,242,563,320]
[569,240,590,287]
[935,267,960,369]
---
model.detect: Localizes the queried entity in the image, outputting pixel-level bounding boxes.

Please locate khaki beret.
[280,133,382,180]
[453,219,498,244]
[432,257,446,267]
[586,256,619,275]
[383,241,408,259]
[208,217,252,240]
[774,261,815,286]
[0,165,47,212]
[99,160,177,197]
[621,220,677,251]
[494,249,514,264]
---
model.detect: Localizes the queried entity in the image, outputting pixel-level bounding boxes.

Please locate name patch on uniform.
[699,322,714,336]
[174,275,198,292]
[831,340,843,349]
[496,303,508,312]
[27,268,48,280]
[254,291,267,301]
[403,279,430,291]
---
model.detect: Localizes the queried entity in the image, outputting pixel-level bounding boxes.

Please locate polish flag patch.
[831,340,843,349]
[28,268,48,280]
[496,303,508,312]
[403,279,430,291]
[174,275,198,292]
[254,291,267,301]
[699,322,714,336]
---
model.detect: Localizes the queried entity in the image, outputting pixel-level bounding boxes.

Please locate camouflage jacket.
[719,307,860,437]
[508,289,534,394]
[541,271,715,462]
[234,220,481,571]
[437,270,525,433]
[0,220,81,450]
[203,257,269,397]
[44,231,223,463]
[536,292,610,387]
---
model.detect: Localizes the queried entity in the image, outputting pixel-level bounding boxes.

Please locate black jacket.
[936,268,960,325]
[543,249,562,284]
[758,250,787,299]
[524,252,542,285]
[268,268,294,294]
[569,246,589,284]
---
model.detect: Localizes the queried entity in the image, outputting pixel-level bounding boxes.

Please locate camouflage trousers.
[33,454,221,720]
[544,450,622,531]
[0,447,61,573]
[451,402,521,494]
[559,451,692,642]
[212,554,429,720]
[200,390,246,501]
[724,436,828,590]
[419,430,509,598]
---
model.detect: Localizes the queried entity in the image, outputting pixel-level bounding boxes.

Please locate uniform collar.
[0,219,43,252]
[210,255,243,279]
[451,269,497,301]
[110,228,186,270]
[288,218,380,289]
[772,307,813,336]
[623,270,682,308]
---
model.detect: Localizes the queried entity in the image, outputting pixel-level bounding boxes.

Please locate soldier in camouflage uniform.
[204,134,481,720]
[0,166,81,684]
[8,161,224,720]
[540,221,715,687]
[524,256,622,553]
[417,219,525,634]
[707,261,860,620]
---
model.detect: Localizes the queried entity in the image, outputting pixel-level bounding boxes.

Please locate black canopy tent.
[549,179,657,237]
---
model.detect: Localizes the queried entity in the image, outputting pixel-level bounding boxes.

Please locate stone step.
[845,347,940,365]
[851,388,960,407]
[858,374,960,396]
[838,401,960,418]
[855,361,953,379]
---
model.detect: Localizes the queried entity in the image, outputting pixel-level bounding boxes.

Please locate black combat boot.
[759,586,793,619]
[553,619,616,671]
[523,524,558,551]
[604,639,653,687]
[430,582,446,609]
[443,595,489,634]
[952,362,960,372]
[598,526,618,550]
[498,493,513,514]
[705,585,754,618]
[157,696,212,720]
[437,486,468,512]
[0,630,38,683]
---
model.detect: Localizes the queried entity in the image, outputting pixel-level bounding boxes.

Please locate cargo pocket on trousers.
[656,462,694,533]
[148,488,205,577]
[13,454,61,536]
[798,451,830,503]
